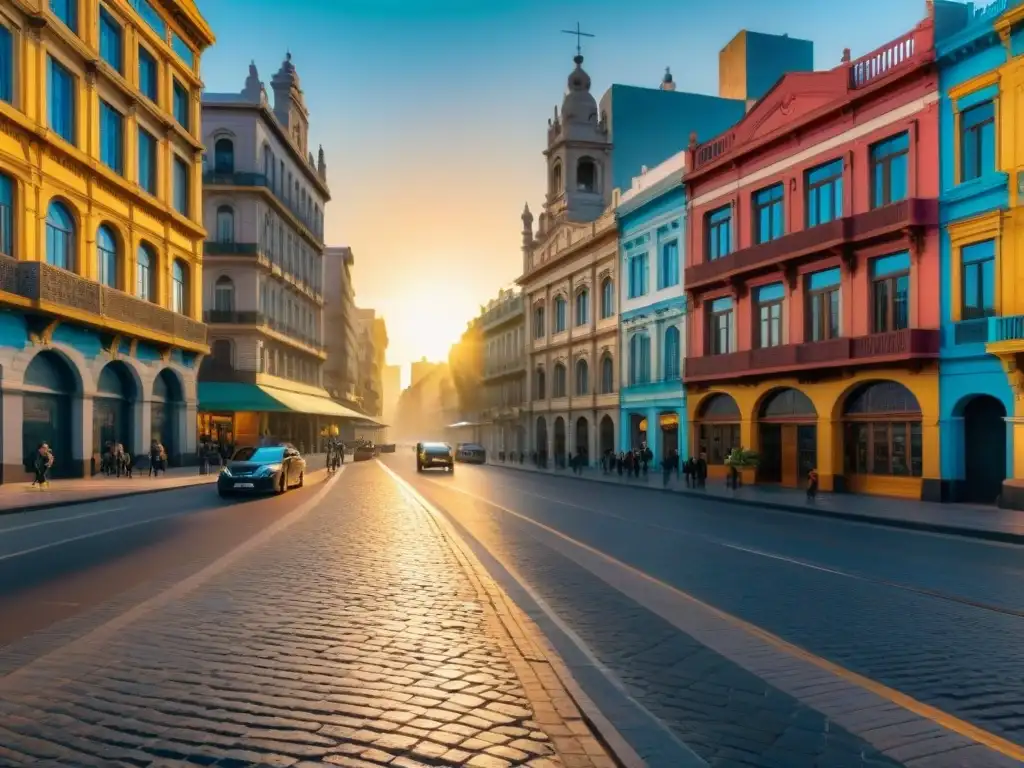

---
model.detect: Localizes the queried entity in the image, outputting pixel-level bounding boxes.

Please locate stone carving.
[46,149,86,180]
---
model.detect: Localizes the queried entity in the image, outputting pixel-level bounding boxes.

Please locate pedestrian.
[31,443,49,488]
[661,452,673,487]
[806,467,819,502]
[696,452,708,488]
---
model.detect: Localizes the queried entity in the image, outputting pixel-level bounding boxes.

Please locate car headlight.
[221,466,232,477]
[254,464,281,477]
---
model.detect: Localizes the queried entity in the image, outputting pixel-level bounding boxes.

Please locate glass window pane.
[872,423,890,474]
[894,275,909,330]
[891,154,908,202]
[874,280,889,332]
[892,423,908,476]
[828,290,840,337]
[982,258,995,311]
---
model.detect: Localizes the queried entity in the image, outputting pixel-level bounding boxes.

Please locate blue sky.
[195,0,926,373]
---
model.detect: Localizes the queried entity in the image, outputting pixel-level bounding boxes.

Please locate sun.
[372,288,475,368]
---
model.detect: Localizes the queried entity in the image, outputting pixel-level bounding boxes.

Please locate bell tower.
[543,52,611,225]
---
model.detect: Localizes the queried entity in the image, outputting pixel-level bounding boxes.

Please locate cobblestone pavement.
[391,459,1024,767]
[0,463,611,768]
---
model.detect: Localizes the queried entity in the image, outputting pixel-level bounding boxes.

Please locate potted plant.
[724,447,759,488]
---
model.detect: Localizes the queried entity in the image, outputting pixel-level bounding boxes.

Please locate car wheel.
[416,462,423,472]
[218,488,231,499]
[276,474,286,495]
[298,471,304,488]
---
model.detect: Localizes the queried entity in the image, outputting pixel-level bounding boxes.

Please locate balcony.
[685,199,938,291]
[621,376,684,398]
[204,241,262,257]
[203,242,323,305]
[4,259,207,350]
[203,172,322,241]
[203,310,326,357]
[685,329,940,384]
[985,315,1024,357]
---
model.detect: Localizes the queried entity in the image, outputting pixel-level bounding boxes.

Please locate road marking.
[411,474,1024,763]
[0,506,131,535]
[0,512,188,561]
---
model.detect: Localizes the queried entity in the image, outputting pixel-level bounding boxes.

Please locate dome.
[561,55,598,123]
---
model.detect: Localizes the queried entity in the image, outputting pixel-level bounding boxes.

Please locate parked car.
[353,443,376,461]
[218,444,306,497]
[416,442,454,472]
[455,443,486,464]
[379,444,396,453]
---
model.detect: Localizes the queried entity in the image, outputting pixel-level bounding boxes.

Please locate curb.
[485,462,1024,547]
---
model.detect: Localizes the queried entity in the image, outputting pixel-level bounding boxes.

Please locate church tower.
[543,53,611,224]
[271,53,310,156]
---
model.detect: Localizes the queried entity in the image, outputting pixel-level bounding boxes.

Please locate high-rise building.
[355,308,387,419]
[381,364,402,430]
[0,0,214,479]
[324,246,360,409]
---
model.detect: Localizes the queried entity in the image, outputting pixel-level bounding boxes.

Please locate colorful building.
[683,15,941,498]
[935,0,1014,505]
[616,150,687,460]
[0,0,214,478]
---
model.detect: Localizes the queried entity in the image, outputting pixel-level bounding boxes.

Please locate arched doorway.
[629,413,646,449]
[152,369,183,466]
[842,380,922,493]
[696,393,741,470]
[599,415,615,456]
[757,388,817,486]
[659,412,679,459]
[554,417,566,468]
[22,351,76,478]
[962,395,1006,504]
[575,417,589,465]
[535,416,547,466]
[94,361,137,472]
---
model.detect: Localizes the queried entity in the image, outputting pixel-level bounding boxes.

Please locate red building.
[683,16,941,500]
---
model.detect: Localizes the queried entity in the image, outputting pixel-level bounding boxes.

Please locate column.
[647,407,659,462]
[131,395,146,459]
[1,389,24,482]
[74,394,94,477]
[817,416,839,492]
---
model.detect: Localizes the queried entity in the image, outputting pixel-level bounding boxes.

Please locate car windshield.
[424,443,449,454]
[462,444,483,451]
[232,446,286,463]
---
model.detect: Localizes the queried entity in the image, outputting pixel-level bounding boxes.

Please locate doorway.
[757,388,817,487]
[963,395,1006,504]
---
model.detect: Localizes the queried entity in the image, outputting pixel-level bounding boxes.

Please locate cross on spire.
[561,23,594,57]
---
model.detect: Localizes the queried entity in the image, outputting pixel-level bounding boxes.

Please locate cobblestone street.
[0,466,611,768]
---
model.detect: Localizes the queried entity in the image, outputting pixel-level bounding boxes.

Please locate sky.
[195,0,926,381]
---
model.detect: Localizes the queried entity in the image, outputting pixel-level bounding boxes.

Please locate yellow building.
[0,0,213,479]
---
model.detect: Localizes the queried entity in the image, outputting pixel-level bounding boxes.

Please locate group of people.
[100,440,169,479]
[326,438,346,472]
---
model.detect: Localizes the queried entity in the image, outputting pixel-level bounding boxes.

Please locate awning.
[199,382,385,426]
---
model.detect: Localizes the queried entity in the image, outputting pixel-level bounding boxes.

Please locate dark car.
[353,443,376,461]
[217,444,306,497]
[379,444,396,453]
[417,442,454,472]
[455,443,486,464]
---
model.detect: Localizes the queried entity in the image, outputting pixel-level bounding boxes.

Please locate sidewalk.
[486,460,1024,545]
[0,453,329,516]
[0,462,617,768]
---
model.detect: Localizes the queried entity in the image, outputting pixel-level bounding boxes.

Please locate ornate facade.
[0,0,214,478]
[479,289,526,458]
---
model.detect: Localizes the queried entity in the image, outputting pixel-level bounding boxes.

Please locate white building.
[480,290,526,458]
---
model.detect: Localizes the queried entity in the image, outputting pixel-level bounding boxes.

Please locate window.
[753,183,784,244]
[533,306,545,339]
[99,100,123,174]
[0,25,11,104]
[600,354,614,393]
[696,394,742,465]
[706,205,731,260]
[216,205,234,244]
[806,158,843,227]
[708,297,733,355]
[629,333,651,385]
[0,172,12,257]
[658,240,679,289]
[137,128,156,194]
[171,32,194,68]
[577,158,597,192]
[136,244,153,300]
[600,278,614,318]
[551,162,562,195]
[553,364,567,397]
[628,253,648,298]
[46,200,75,270]
[575,359,589,395]
[138,46,157,101]
[961,239,995,320]
[575,289,589,326]
[50,0,77,32]
[534,369,546,400]
[755,282,785,348]
[553,296,567,333]
[99,8,122,72]
[960,101,995,182]
[664,326,680,380]
[214,276,234,312]
[806,267,841,342]
[172,79,189,129]
[130,0,166,36]
[172,155,189,215]
[871,252,910,333]
[870,132,909,208]
[47,56,76,145]
[843,381,922,477]
[214,138,234,174]
[96,225,117,288]
[172,260,186,313]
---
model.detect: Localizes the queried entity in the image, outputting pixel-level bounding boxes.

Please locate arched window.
[216,205,234,244]
[0,172,13,257]
[533,305,545,339]
[629,333,651,385]
[664,325,681,380]
[696,393,742,465]
[93,225,118,289]
[214,138,234,173]
[172,260,187,313]
[575,288,589,326]
[577,158,597,193]
[214,275,234,312]
[843,381,923,478]
[553,295,567,333]
[553,363,567,397]
[551,162,562,196]
[600,354,614,393]
[46,199,75,270]
[600,277,614,319]
[136,243,154,301]
[575,359,589,395]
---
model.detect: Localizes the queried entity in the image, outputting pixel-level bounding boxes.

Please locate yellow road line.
[413,474,1024,763]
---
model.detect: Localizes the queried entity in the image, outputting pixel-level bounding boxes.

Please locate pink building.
[682,16,942,500]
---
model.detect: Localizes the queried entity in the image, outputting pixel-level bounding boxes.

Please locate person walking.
[806,468,819,502]
[31,443,51,488]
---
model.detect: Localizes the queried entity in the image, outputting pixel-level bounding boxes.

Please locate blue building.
[935,0,1014,504]
[616,151,688,459]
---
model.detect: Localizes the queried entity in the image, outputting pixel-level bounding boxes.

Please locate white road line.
[0,512,187,562]
[0,506,130,535]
